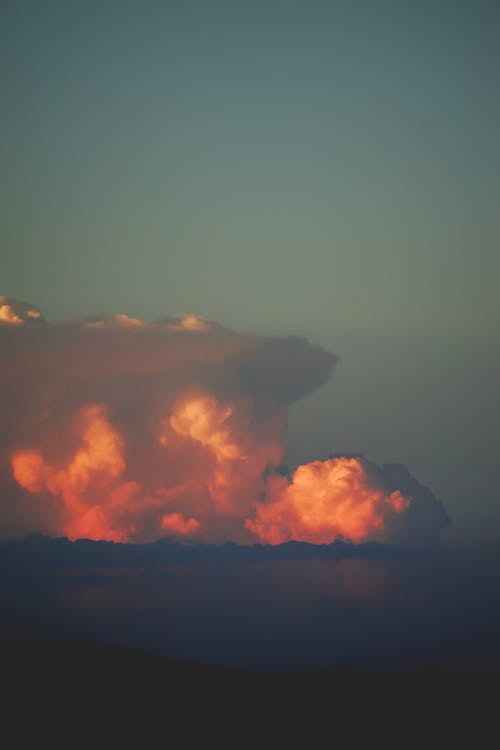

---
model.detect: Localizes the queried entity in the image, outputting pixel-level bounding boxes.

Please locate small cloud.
[166,314,212,332]
[0,296,44,325]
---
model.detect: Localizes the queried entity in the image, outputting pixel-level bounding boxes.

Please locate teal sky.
[2,1,500,543]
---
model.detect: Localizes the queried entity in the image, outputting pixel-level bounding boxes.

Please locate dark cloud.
[380,463,450,545]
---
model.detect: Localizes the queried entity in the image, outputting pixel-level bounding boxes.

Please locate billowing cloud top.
[0,296,44,325]
[0,299,447,545]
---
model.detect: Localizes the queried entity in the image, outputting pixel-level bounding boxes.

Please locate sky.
[2,0,500,545]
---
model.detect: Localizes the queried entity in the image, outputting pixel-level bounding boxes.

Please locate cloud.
[246,457,411,544]
[0,297,447,545]
[0,296,43,325]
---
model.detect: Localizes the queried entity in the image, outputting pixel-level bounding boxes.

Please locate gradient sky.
[2,1,499,544]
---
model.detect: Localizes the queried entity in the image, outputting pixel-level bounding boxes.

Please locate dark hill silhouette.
[2,636,498,743]
[0,532,415,571]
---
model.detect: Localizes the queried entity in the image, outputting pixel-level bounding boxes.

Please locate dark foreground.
[3,637,498,742]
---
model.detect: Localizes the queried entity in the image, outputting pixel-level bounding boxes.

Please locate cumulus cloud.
[0,297,447,545]
[0,296,43,325]
[246,457,411,544]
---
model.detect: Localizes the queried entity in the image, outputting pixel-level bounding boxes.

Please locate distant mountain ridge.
[0,532,419,569]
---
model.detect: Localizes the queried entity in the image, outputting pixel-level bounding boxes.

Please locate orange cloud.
[161,513,200,535]
[11,404,128,540]
[0,296,43,325]
[0,298,447,545]
[246,457,410,544]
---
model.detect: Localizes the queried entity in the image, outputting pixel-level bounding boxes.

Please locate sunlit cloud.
[0,297,447,545]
